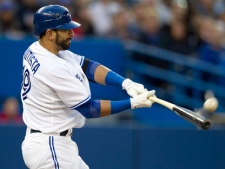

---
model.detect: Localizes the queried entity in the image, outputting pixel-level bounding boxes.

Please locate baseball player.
[21,5,156,169]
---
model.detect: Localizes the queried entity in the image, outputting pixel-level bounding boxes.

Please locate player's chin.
[60,44,70,50]
[65,45,70,50]
[63,40,71,49]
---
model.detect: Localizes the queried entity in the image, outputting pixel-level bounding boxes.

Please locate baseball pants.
[22,128,89,169]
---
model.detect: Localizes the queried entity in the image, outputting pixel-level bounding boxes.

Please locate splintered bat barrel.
[148,97,211,130]
[173,106,211,130]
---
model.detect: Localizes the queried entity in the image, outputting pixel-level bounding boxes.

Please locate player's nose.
[69,29,74,37]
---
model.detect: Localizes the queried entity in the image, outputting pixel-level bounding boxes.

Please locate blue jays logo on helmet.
[33,5,80,36]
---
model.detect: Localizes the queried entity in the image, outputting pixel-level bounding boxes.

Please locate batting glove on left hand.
[122,78,146,97]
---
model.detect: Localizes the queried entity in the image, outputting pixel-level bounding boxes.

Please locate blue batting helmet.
[33,5,80,36]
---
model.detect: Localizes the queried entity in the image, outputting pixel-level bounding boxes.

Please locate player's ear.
[46,29,56,41]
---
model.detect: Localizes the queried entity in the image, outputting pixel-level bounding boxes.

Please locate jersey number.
[22,66,31,100]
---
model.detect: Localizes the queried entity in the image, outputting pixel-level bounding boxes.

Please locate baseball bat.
[148,97,211,130]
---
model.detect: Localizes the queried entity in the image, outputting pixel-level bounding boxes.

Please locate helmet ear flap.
[33,5,80,36]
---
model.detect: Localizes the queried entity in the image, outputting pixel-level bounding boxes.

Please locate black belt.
[30,129,72,136]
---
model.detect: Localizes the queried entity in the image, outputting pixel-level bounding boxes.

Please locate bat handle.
[148,97,175,110]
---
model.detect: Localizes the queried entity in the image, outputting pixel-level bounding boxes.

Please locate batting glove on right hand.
[130,90,156,109]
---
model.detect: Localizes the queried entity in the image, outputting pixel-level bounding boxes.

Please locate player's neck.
[39,39,59,55]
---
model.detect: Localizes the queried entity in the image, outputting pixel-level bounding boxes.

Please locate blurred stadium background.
[1,0,225,169]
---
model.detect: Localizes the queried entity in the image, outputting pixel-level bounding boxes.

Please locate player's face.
[54,29,74,50]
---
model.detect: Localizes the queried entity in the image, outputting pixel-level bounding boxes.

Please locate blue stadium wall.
[0,38,225,169]
[0,125,225,169]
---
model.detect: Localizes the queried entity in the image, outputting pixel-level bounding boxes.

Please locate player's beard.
[55,32,71,50]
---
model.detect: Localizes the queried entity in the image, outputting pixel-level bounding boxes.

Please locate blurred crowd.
[0,97,23,125]
[0,0,225,55]
[0,1,224,70]
[1,0,225,69]
[1,0,225,124]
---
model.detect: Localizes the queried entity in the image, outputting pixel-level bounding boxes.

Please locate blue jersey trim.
[80,56,84,66]
[70,95,91,109]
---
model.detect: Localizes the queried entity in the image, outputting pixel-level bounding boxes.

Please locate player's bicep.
[82,58,100,82]
[82,58,110,84]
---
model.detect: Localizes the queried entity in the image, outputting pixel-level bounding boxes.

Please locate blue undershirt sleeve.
[82,59,100,82]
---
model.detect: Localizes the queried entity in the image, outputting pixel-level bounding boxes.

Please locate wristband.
[105,71,125,86]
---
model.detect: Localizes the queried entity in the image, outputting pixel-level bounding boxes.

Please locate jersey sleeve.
[44,67,90,109]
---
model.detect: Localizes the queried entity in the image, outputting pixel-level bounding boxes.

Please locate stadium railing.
[123,40,225,112]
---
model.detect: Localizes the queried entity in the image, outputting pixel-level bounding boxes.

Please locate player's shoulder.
[26,41,49,57]
[59,50,85,66]
[59,50,81,58]
[23,42,64,74]
[29,41,40,51]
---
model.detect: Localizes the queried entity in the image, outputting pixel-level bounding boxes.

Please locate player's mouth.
[67,38,72,43]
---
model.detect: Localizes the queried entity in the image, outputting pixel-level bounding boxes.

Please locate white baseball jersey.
[21,41,91,133]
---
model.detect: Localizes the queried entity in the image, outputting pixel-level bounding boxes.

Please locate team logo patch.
[75,74,83,82]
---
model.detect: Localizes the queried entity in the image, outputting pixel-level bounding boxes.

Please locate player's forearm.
[74,91,155,118]
[94,65,110,85]
[94,65,126,86]
[99,100,131,117]
[82,59,148,97]
[75,99,131,118]
[82,58,125,86]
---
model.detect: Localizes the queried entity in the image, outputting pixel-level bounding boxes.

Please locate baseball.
[203,97,218,112]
